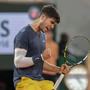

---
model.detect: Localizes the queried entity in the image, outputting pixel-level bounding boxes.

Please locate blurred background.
[0,0,90,90]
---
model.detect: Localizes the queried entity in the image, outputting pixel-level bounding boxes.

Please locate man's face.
[41,17,57,32]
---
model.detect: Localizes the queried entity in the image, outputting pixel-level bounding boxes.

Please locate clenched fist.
[59,64,70,74]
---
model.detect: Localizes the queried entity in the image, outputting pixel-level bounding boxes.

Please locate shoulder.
[14,25,31,49]
[15,25,33,38]
[20,25,32,34]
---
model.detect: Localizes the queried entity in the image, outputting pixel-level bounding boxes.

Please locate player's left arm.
[42,44,69,74]
[42,43,59,75]
[43,59,69,74]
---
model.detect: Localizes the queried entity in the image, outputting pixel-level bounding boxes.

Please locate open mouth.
[46,27,49,31]
[43,27,51,32]
[42,27,48,32]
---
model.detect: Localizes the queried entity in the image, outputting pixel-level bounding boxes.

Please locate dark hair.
[41,5,60,23]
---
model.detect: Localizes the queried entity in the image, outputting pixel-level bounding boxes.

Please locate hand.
[59,64,70,74]
[42,48,51,60]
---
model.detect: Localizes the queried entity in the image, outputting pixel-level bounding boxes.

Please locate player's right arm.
[14,29,35,68]
[14,29,39,68]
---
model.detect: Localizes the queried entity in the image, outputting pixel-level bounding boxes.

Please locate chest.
[29,32,46,54]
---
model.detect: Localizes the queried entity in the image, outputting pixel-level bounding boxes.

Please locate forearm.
[43,69,57,75]
[43,60,70,75]
[43,61,60,74]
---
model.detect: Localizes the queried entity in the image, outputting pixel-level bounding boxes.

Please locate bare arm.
[42,59,69,75]
[43,61,60,74]
[43,69,57,75]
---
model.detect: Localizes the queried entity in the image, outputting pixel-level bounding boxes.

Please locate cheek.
[44,21,47,25]
[44,20,49,25]
[41,23,46,30]
[45,22,50,27]
[43,23,46,28]
[43,22,47,28]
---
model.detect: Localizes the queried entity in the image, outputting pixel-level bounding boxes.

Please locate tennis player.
[13,5,69,90]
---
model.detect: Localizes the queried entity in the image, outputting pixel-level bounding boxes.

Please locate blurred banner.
[0,13,30,54]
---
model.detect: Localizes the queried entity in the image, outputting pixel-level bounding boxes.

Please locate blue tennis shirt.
[13,25,46,87]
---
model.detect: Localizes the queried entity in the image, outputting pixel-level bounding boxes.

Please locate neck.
[31,18,41,32]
